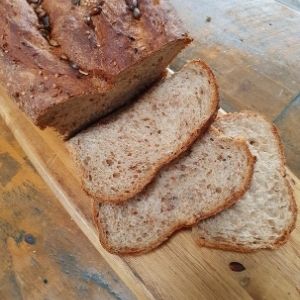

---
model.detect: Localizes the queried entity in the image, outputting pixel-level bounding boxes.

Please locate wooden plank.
[0,119,135,300]
[277,0,300,10]
[0,84,299,299]
[172,0,300,97]
[275,93,300,177]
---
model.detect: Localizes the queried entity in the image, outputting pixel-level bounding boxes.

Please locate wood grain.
[274,93,300,177]
[277,0,300,10]
[0,118,135,300]
[0,83,299,299]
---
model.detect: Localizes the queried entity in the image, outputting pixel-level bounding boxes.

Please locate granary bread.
[193,111,297,252]
[0,0,191,137]
[67,60,219,203]
[93,127,255,254]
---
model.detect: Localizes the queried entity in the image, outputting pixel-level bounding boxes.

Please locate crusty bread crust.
[1,0,191,136]
[193,111,297,252]
[93,134,255,255]
[70,60,220,204]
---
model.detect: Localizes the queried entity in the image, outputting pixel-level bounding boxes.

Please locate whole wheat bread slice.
[93,127,255,254]
[193,111,297,252]
[67,60,219,203]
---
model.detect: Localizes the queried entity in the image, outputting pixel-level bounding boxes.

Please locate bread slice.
[93,127,255,254]
[67,60,219,203]
[193,111,297,252]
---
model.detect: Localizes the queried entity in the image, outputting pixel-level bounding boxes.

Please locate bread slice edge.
[93,131,255,255]
[193,111,298,252]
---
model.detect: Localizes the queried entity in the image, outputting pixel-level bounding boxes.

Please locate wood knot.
[229,261,246,272]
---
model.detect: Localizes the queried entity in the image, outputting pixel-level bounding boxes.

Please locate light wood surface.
[1,81,300,299]
[0,118,135,299]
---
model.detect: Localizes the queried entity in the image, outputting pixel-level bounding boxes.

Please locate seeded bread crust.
[93,128,255,255]
[67,60,220,203]
[0,0,191,137]
[193,111,297,252]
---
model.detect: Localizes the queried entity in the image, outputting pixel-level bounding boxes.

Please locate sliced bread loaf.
[93,127,255,254]
[67,60,219,203]
[193,111,297,252]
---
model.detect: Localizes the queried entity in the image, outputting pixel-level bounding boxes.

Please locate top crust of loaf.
[93,127,255,254]
[67,60,219,203]
[193,111,297,252]
[0,0,191,131]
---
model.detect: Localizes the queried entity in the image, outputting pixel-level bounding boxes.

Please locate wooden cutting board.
[0,86,299,300]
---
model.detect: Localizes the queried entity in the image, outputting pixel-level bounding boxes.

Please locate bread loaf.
[0,0,191,137]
